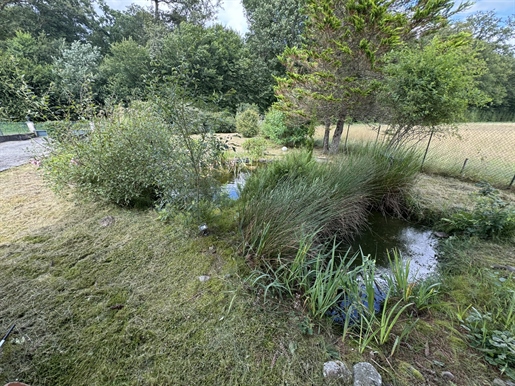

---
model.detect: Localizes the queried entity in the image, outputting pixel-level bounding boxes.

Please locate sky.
[105,0,515,36]
[106,0,249,34]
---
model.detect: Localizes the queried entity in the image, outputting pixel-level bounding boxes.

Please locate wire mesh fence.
[338,122,515,189]
[419,123,515,189]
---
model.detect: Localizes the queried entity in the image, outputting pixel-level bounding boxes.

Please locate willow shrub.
[239,143,421,263]
[43,101,223,211]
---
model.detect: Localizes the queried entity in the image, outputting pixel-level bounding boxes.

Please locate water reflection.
[350,213,439,280]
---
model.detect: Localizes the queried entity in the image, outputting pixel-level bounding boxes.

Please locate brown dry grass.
[314,122,515,188]
[0,165,75,243]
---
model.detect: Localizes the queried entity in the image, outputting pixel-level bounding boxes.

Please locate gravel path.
[0,138,50,172]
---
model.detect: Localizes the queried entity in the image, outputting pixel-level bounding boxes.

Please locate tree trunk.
[153,0,159,19]
[330,116,345,153]
[322,119,331,153]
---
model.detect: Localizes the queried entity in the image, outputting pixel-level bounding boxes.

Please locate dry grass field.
[314,122,515,188]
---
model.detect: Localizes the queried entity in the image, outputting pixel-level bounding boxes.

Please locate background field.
[315,122,515,189]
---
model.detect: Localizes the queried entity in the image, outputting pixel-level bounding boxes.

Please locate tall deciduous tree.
[0,0,99,42]
[276,0,470,153]
[452,11,515,118]
[99,38,151,104]
[52,41,101,117]
[381,34,488,147]
[242,0,306,109]
[155,23,252,111]
[151,0,220,25]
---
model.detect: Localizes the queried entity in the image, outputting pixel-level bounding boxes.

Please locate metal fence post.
[421,130,434,170]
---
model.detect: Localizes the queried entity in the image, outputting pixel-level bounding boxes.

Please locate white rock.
[492,379,506,386]
[198,275,210,282]
[281,146,288,151]
[323,361,352,384]
[354,362,382,386]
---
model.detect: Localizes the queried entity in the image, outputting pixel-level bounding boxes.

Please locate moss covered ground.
[1,164,514,385]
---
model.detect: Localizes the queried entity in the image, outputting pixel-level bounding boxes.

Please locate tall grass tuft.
[239,143,421,262]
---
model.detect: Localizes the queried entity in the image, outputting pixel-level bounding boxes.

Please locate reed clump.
[239,142,421,263]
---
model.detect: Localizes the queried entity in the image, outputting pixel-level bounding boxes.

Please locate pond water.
[348,212,439,280]
[222,172,249,200]
[223,171,439,279]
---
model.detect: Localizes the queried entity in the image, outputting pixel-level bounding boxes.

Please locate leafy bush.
[242,137,267,160]
[261,109,312,147]
[236,109,259,138]
[43,100,223,211]
[198,109,236,133]
[441,183,515,239]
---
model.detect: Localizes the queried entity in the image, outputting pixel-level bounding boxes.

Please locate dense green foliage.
[381,35,488,146]
[236,108,259,138]
[43,100,223,211]
[441,184,515,239]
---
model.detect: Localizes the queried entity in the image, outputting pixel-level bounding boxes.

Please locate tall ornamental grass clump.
[239,143,420,262]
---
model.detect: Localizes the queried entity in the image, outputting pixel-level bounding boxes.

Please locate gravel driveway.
[0,138,50,172]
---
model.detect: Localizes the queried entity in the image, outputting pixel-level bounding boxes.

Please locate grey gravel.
[0,138,49,172]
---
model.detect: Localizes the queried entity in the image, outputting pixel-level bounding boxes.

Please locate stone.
[492,379,506,386]
[441,371,455,381]
[99,216,115,227]
[323,361,352,384]
[281,146,288,151]
[505,381,515,386]
[353,362,382,386]
[198,275,210,282]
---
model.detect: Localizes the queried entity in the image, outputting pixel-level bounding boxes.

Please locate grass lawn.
[1,161,514,384]
[0,122,31,136]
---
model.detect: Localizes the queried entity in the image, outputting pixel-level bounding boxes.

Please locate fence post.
[344,122,351,152]
[421,130,434,170]
[509,174,515,189]
[460,158,469,175]
[375,125,381,144]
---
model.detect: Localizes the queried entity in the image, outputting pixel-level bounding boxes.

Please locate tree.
[52,41,101,117]
[0,0,99,42]
[242,0,306,110]
[155,23,251,112]
[0,51,48,120]
[99,38,151,104]
[276,0,471,153]
[151,0,220,25]
[380,34,488,147]
[451,11,515,119]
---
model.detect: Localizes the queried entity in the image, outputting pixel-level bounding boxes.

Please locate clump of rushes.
[239,143,421,263]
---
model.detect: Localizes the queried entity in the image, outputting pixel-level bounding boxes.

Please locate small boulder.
[99,216,115,227]
[492,379,506,386]
[354,362,382,386]
[323,361,352,384]
[441,371,455,381]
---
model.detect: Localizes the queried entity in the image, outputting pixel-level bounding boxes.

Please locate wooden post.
[509,174,515,189]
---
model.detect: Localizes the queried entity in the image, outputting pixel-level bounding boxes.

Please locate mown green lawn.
[1,165,514,385]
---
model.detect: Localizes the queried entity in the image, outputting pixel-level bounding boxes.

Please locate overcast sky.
[105,0,515,36]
